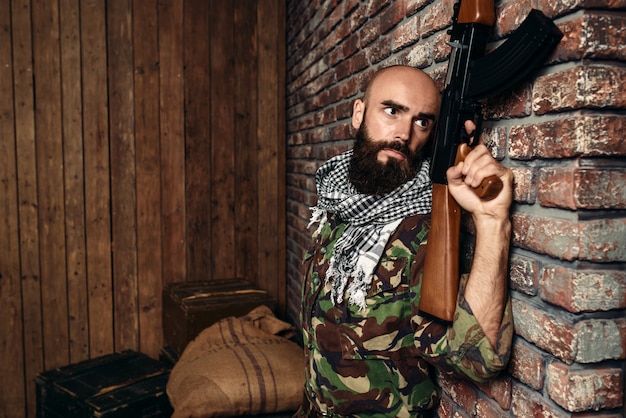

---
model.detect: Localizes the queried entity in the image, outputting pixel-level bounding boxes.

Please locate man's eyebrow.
[417,112,436,122]
[381,100,408,111]
[381,100,436,121]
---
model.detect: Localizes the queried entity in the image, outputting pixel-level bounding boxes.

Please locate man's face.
[349,118,425,195]
[349,67,441,194]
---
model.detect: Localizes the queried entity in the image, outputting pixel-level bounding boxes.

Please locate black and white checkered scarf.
[308,149,432,309]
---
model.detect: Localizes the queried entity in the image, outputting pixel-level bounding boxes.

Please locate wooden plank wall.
[0,1,286,417]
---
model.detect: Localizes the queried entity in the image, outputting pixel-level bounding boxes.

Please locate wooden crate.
[36,350,172,418]
[162,278,276,357]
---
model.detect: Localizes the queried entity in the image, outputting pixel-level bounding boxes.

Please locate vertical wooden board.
[11,0,43,416]
[159,0,186,284]
[107,0,138,352]
[0,2,26,416]
[257,0,287,313]
[275,0,287,316]
[81,0,114,357]
[59,0,89,365]
[183,0,212,283]
[209,1,236,278]
[134,0,163,358]
[32,0,70,369]
[233,0,259,284]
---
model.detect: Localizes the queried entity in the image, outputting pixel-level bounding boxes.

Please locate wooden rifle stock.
[419,182,461,322]
[419,145,501,322]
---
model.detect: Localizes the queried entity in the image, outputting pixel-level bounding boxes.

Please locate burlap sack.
[167,305,304,417]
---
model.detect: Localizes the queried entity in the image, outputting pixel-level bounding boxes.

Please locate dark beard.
[348,124,424,195]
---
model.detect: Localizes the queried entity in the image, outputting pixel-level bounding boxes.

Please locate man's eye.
[414,119,429,128]
[384,107,397,116]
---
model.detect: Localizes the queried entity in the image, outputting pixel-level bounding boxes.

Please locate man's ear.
[352,99,365,130]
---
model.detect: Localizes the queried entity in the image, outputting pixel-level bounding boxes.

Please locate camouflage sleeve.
[413,274,513,382]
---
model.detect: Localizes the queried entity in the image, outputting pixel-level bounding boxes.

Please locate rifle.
[418,1,563,322]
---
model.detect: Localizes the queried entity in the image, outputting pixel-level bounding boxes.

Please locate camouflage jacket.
[299,214,513,417]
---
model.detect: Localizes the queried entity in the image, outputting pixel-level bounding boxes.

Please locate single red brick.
[367,0,393,18]
[534,65,626,114]
[289,160,318,176]
[475,397,511,418]
[421,0,453,35]
[340,32,360,59]
[380,0,406,34]
[476,375,512,409]
[392,18,419,51]
[359,14,382,48]
[484,84,533,119]
[546,361,624,412]
[537,168,578,209]
[405,38,433,68]
[479,126,507,160]
[494,0,536,38]
[511,214,580,261]
[511,167,537,204]
[512,383,570,418]
[404,0,422,16]
[509,116,626,160]
[335,101,353,121]
[326,123,352,142]
[509,339,546,391]
[507,124,539,160]
[366,37,393,65]
[514,299,626,364]
[313,108,329,127]
[436,371,479,414]
[540,266,626,312]
[323,8,343,39]
[538,167,626,210]
[512,214,626,262]
[432,31,450,63]
[335,50,368,81]
[428,65,448,90]
[573,168,626,209]
[343,0,360,16]
[552,13,626,62]
[550,17,581,63]
[509,253,540,296]
[332,78,351,100]
[334,62,350,83]
[573,317,626,363]
[512,299,577,364]
[578,218,626,262]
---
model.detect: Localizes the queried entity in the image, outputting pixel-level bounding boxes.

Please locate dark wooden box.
[36,350,172,418]
[162,278,276,357]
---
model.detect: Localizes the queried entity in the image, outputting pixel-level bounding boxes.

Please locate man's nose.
[395,118,412,141]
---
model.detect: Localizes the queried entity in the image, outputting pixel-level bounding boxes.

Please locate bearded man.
[296,65,514,417]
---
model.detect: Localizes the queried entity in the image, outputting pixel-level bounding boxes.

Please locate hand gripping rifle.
[417,1,563,322]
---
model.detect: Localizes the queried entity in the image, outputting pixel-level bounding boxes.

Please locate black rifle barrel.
[429,8,563,185]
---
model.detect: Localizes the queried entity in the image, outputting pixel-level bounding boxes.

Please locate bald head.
[352,65,441,134]
[362,66,441,112]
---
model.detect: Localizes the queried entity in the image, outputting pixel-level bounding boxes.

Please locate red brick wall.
[285,0,626,416]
